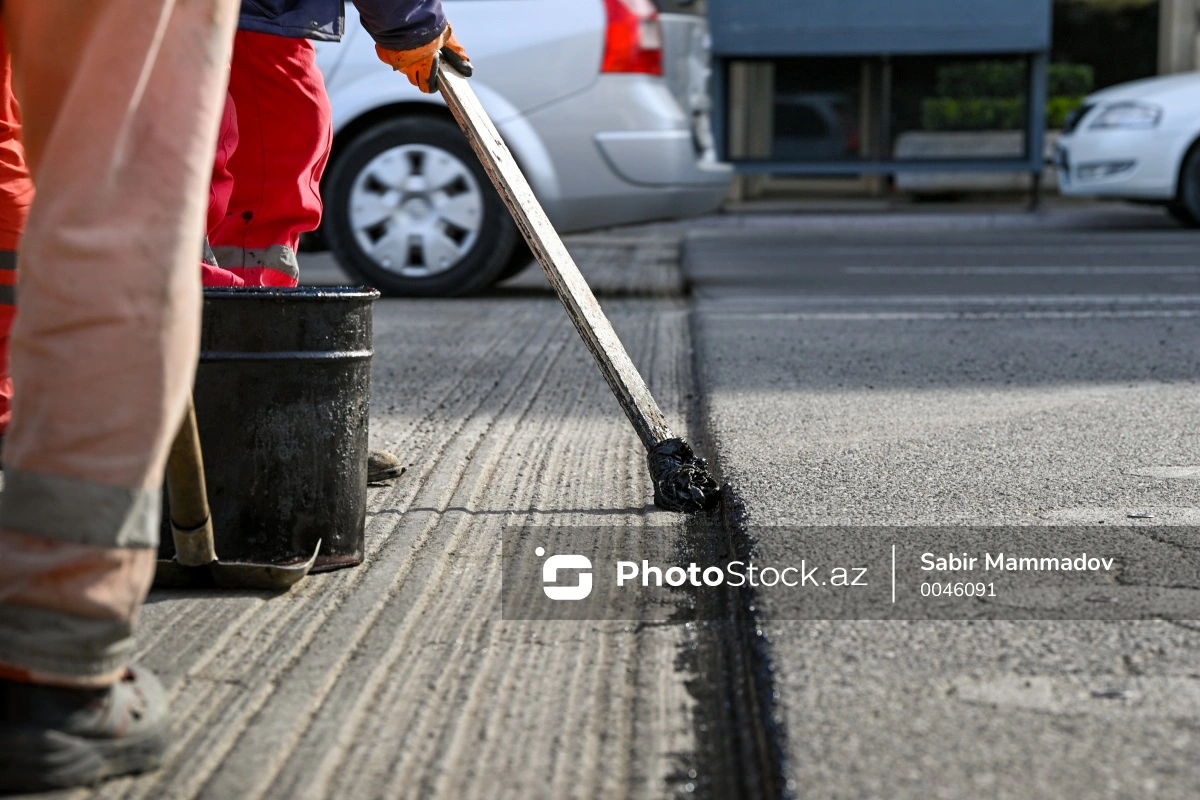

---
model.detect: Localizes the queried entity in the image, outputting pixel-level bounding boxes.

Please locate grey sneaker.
[368,449,405,484]
[0,665,169,793]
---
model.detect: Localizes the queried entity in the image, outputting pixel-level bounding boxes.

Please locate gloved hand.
[376,24,472,94]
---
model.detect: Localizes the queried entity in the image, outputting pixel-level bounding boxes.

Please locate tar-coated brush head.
[647,438,721,513]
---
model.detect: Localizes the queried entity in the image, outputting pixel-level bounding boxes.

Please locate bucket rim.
[203,286,381,301]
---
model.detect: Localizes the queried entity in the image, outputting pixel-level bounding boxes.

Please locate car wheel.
[1173,146,1200,228]
[1167,201,1199,227]
[298,229,328,252]
[497,241,535,281]
[325,116,518,297]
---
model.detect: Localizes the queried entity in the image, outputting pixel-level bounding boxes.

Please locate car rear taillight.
[601,0,663,76]
[835,107,859,155]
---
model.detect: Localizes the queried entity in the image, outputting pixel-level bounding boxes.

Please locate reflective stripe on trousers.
[0,251,16,436]
[210,243,301,286]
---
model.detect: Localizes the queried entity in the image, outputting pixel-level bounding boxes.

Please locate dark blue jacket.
[239,0,445,51]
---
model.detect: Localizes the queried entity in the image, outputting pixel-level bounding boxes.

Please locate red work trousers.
[207,30,333,287]
[0,31,33,436]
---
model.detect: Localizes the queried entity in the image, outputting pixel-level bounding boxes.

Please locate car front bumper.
[1055,128,1182,201]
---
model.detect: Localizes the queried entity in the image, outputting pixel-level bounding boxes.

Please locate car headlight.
[1088,102,1162,130]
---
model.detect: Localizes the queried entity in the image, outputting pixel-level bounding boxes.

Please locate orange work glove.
[375,25,472,94]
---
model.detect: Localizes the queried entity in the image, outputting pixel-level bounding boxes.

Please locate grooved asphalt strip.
[57,240,709,800]
[206,324,639,799]
[101,315,585,800]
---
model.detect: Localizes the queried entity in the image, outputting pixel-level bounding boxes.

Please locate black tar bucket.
[159,286,379,573]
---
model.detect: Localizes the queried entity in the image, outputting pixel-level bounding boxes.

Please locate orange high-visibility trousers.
[0,0,240,686]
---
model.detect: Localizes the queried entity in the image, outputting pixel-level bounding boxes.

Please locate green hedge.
[924,60,1094,130]
[1046,95,1087,128]
[922,98,1023,131]
[935,62,1025,98]
[1049,64,1096,97]
[934,62,1094,99]
[922,96,1086,131]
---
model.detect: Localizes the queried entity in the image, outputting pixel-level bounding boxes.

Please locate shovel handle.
[437,63,673,450]
[165,397,217,567]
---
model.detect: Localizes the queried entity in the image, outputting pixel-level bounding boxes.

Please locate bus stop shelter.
[707,0,1054,186]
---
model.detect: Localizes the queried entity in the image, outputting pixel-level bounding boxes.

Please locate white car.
[1055,71,1200,226]
[313,0,731,296]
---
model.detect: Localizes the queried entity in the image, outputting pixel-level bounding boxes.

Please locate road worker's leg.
[0,29,33,440]
[209,30,332,287]
[0,0,238,690]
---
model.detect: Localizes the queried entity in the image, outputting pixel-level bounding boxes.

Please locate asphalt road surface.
[685,209,1200,799]
[56,206,1200,800]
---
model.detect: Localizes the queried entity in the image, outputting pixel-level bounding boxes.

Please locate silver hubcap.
[349,144,483,278]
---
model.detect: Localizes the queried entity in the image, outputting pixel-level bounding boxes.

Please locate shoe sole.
[368,468,404,484]
[0,718,169,792]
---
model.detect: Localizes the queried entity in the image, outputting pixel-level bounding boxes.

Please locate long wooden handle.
[439,64,673,450]
[165,397,218,567]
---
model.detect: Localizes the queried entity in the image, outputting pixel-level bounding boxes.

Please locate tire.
[1173,146,1200,228]
[298,229,328,252]
[497,241,535,282]
[1167,201,1199,228]
[324,116,518,297]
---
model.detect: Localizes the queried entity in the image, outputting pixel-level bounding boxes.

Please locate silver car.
[313,0,730,296]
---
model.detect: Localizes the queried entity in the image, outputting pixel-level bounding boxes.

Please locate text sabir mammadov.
[921,552,1115,572]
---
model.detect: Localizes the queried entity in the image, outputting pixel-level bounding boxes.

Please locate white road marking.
[734,244,1200,255]
[712,309,1200,321]
[1126,466,1200,479]
[705,293,1200,306]
[842,266,1200,275]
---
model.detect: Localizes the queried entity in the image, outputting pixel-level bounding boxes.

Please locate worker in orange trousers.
[0,0,469,792]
